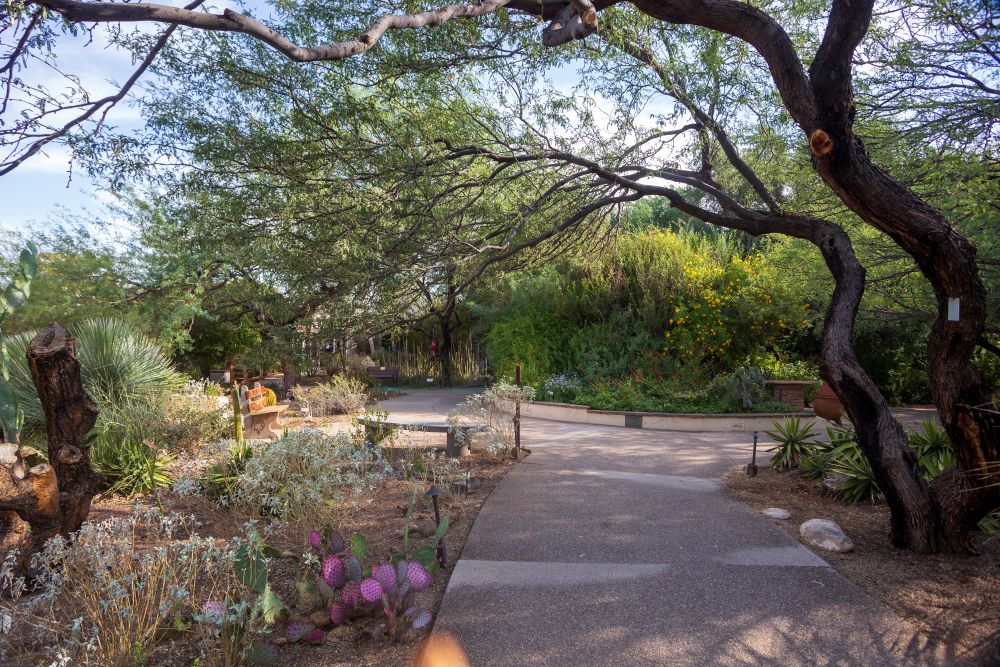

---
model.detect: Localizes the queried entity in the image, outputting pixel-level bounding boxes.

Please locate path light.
[425,485,447,567]
[746,430,759,477]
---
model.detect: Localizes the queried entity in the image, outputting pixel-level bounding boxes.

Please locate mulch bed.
[723,466,1000,664]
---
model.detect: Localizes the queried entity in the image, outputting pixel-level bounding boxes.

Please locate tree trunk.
[0,324,102,573]
[439,313,454,388]
[812,135,999,551]
[811,224,944,551]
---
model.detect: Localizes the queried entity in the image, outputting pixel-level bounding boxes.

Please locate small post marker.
[513,364,522,460]
[746,430,759,477]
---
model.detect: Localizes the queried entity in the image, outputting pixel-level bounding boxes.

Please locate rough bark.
[0,324,102,572]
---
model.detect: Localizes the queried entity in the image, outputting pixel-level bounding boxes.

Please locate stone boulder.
[799,518,854,553]
[763,507,791,520]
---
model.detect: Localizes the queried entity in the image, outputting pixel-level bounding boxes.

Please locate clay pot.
[813,381,844,424]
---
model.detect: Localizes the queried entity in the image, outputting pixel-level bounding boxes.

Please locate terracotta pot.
[813,381,844,424]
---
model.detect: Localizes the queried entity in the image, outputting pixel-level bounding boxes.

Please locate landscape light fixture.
[424,485,447,567]
[746,430,759,477]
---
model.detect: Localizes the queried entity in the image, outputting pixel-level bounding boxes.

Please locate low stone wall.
[522,401,817,433]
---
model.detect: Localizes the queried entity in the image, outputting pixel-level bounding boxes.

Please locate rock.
[762,507,791,520]
[823,473,849,492]
[799,518,854,553]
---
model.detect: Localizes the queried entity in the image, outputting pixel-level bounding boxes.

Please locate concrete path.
[379,390,949,666]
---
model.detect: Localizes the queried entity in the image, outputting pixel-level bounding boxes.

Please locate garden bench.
[366,366,400,384]
[240,382,288,440]
[357,417,471,457]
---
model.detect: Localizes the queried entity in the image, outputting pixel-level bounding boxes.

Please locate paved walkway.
[379,390,950,666]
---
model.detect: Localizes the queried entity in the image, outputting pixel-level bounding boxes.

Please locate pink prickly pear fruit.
[329,602,346,626]
[322,555,346,589]
[405,561,433,592]
[309,530,323,550]
[372,563,397,590]
[360,577,384,604]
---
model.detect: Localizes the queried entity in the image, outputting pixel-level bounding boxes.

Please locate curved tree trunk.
[811,139,998,551]
[810,223,943,551]
[0,324,102,574]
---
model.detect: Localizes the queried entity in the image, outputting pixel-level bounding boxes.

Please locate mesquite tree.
[3,0,997,552]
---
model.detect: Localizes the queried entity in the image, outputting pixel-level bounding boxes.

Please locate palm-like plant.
[6,318,182,434]
[764,416,818,470]
[907,419,955,480]
[828,438,883,504]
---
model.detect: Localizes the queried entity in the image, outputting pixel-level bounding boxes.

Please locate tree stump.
[0,324,101,573]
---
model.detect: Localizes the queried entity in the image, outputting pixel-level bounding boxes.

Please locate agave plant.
[764,416,818,470]
[87,429,174,496]
[828,439,883,504]
[799,450,833,481]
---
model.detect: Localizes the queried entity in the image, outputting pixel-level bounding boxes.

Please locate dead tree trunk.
[0,324,102,572]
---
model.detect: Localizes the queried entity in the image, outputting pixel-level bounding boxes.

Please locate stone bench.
[241,382,288,440]
[357,417,471,457]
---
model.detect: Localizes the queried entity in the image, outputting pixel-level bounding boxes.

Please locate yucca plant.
[799,450,833,481]
[764,416,818,470]
[828,439,883,504]
[908,419,955,480]
[6,318,182,437]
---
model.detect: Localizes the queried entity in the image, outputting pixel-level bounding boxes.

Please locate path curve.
[379,389,952,666]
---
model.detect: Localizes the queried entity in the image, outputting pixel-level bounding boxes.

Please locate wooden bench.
[357,417,472,457]
[240,382,289,439]
[366,366,400,384]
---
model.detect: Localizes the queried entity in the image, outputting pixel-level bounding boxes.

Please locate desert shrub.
[6,318,183,441]
[0,508,236,667]
[226,429,390,518]
[88,430,173,497]
[200,439,255,503]
[153,379,230,450]
[571,364,792,414]
[292,375,368,416]
[799,450,833,480]
[540,373,583,403]
[764,417,818,470]
[448,380,535,458]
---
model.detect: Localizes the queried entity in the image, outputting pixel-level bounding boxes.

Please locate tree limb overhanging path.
[380,390,951,666]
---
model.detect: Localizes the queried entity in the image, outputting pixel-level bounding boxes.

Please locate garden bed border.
[523,400,817,432]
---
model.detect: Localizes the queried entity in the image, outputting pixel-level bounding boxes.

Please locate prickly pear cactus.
[0,241,38,444]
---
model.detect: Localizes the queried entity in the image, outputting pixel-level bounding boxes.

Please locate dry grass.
[723,466,1000,664]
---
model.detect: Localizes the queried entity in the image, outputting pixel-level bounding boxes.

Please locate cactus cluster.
[283,526,436,647]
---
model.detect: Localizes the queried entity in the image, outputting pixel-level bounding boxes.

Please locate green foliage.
[0,241,38,443]
[764,417,818,470]
[6,318,183,442]
[799,450,833,481]
[87,430,173,497]
[201,439,254,502]
[828,438,883,504]
[484,307,568,386]
[908,420,956,480]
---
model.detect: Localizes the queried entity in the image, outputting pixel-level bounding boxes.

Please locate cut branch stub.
[26,323,102,535]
